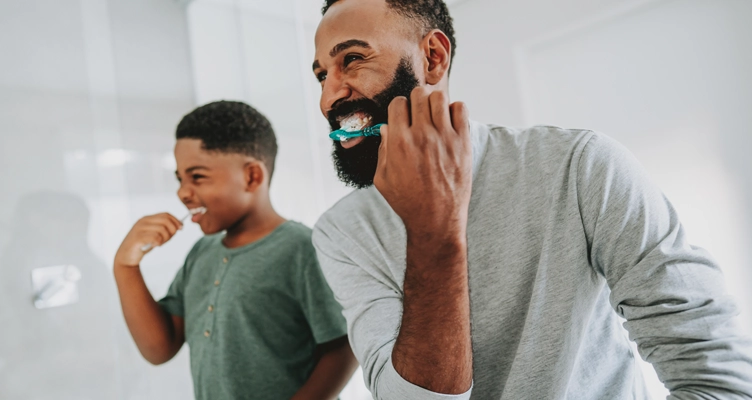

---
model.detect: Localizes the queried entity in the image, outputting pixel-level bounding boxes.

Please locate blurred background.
[0,0,749,398]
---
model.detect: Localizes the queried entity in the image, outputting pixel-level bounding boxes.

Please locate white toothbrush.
[140,207,206,252]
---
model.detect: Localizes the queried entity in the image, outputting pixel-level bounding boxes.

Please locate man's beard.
[329,57,420,189]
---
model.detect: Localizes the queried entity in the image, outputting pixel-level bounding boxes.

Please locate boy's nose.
[177,184,193,204]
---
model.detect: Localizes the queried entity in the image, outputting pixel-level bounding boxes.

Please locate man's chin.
[332,136,381,189]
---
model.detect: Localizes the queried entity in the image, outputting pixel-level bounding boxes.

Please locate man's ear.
[422,29,452,85]
[244,160,267,192]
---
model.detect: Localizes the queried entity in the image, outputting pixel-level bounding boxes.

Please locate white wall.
[0,0,197,398]
[449,0,622,125]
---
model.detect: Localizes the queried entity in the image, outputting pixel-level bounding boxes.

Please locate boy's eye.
[192,174,206,181]
[344,54,362,67]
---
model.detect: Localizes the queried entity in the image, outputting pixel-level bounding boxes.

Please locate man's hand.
[375,87,474,395]
[114,213,183,268]
[374,87,472,237]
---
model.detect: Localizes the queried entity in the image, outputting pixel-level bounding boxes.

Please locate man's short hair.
[176,101,278,179]
[322,0,457,69]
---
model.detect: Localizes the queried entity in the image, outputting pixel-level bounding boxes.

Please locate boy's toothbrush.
[329,123,385,141]
[140,207,207,252]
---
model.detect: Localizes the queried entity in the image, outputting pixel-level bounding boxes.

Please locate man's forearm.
[391,230,473,394]
[114,264,183,364]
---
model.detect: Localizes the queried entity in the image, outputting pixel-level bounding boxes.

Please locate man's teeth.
[339,113,372,132]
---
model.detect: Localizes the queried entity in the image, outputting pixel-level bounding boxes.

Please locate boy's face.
[174,139,256,235]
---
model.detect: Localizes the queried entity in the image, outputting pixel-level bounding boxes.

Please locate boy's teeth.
[190,207,207,215]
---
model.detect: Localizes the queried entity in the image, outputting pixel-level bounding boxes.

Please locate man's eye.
[344,54,362,67]
[316,71,327,82]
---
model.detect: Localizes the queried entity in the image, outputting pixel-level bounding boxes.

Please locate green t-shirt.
[158,221,347,400]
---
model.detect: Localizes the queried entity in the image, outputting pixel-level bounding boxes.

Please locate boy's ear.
[244,161,266,192]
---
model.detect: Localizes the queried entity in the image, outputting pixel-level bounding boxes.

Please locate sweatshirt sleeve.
[576,132,752,399]
[312,220,472,400]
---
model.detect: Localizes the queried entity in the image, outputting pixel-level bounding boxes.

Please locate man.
[310,0,752,399]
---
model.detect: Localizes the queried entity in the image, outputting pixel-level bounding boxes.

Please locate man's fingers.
[410,87,432,128]
[378,97,409,191]
[387,96,410,131]
[376,124,389,173]
[429,91,452,134]
[450,101,470,137]
[379,123,389,149]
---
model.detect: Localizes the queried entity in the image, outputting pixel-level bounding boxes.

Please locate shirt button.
[208,305,214,312]
[214,280,220,286]
[204,330,211,337]
[222,257,228,263]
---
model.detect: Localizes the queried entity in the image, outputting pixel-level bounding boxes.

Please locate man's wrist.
[406,228,467,257]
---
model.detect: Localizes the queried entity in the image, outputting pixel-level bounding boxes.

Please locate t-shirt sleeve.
[296,245,348,345]
[576,132,752,397]
[157,239,204,317]
[313,221,472,400]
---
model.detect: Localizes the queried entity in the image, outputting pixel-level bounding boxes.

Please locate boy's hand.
[114,213,183,268]
[374,87,472,237]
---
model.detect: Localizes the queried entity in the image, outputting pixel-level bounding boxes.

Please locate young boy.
[113,101,358,400]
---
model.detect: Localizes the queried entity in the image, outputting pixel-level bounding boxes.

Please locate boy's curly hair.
[176,101,278,180]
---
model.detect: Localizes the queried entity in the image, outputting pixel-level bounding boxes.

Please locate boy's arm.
[114,213,186,365]
[291,336,359,400]
[114,266,185,365]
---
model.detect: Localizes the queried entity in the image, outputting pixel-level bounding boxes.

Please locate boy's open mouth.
[189,207,207,223]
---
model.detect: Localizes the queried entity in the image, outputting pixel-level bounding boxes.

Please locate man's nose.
[321,74,352,115]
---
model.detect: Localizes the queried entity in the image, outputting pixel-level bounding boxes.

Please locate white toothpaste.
[339,113,372,132]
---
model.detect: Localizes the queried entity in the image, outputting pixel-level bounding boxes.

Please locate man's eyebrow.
[312,40,371,72]
[330,39,371,58]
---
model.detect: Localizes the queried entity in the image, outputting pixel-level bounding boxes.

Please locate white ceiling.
[182,0,470,23]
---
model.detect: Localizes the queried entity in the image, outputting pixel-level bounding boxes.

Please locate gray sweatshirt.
[313,122,752,400]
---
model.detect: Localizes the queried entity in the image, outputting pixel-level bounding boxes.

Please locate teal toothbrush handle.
[329,123,385,141]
